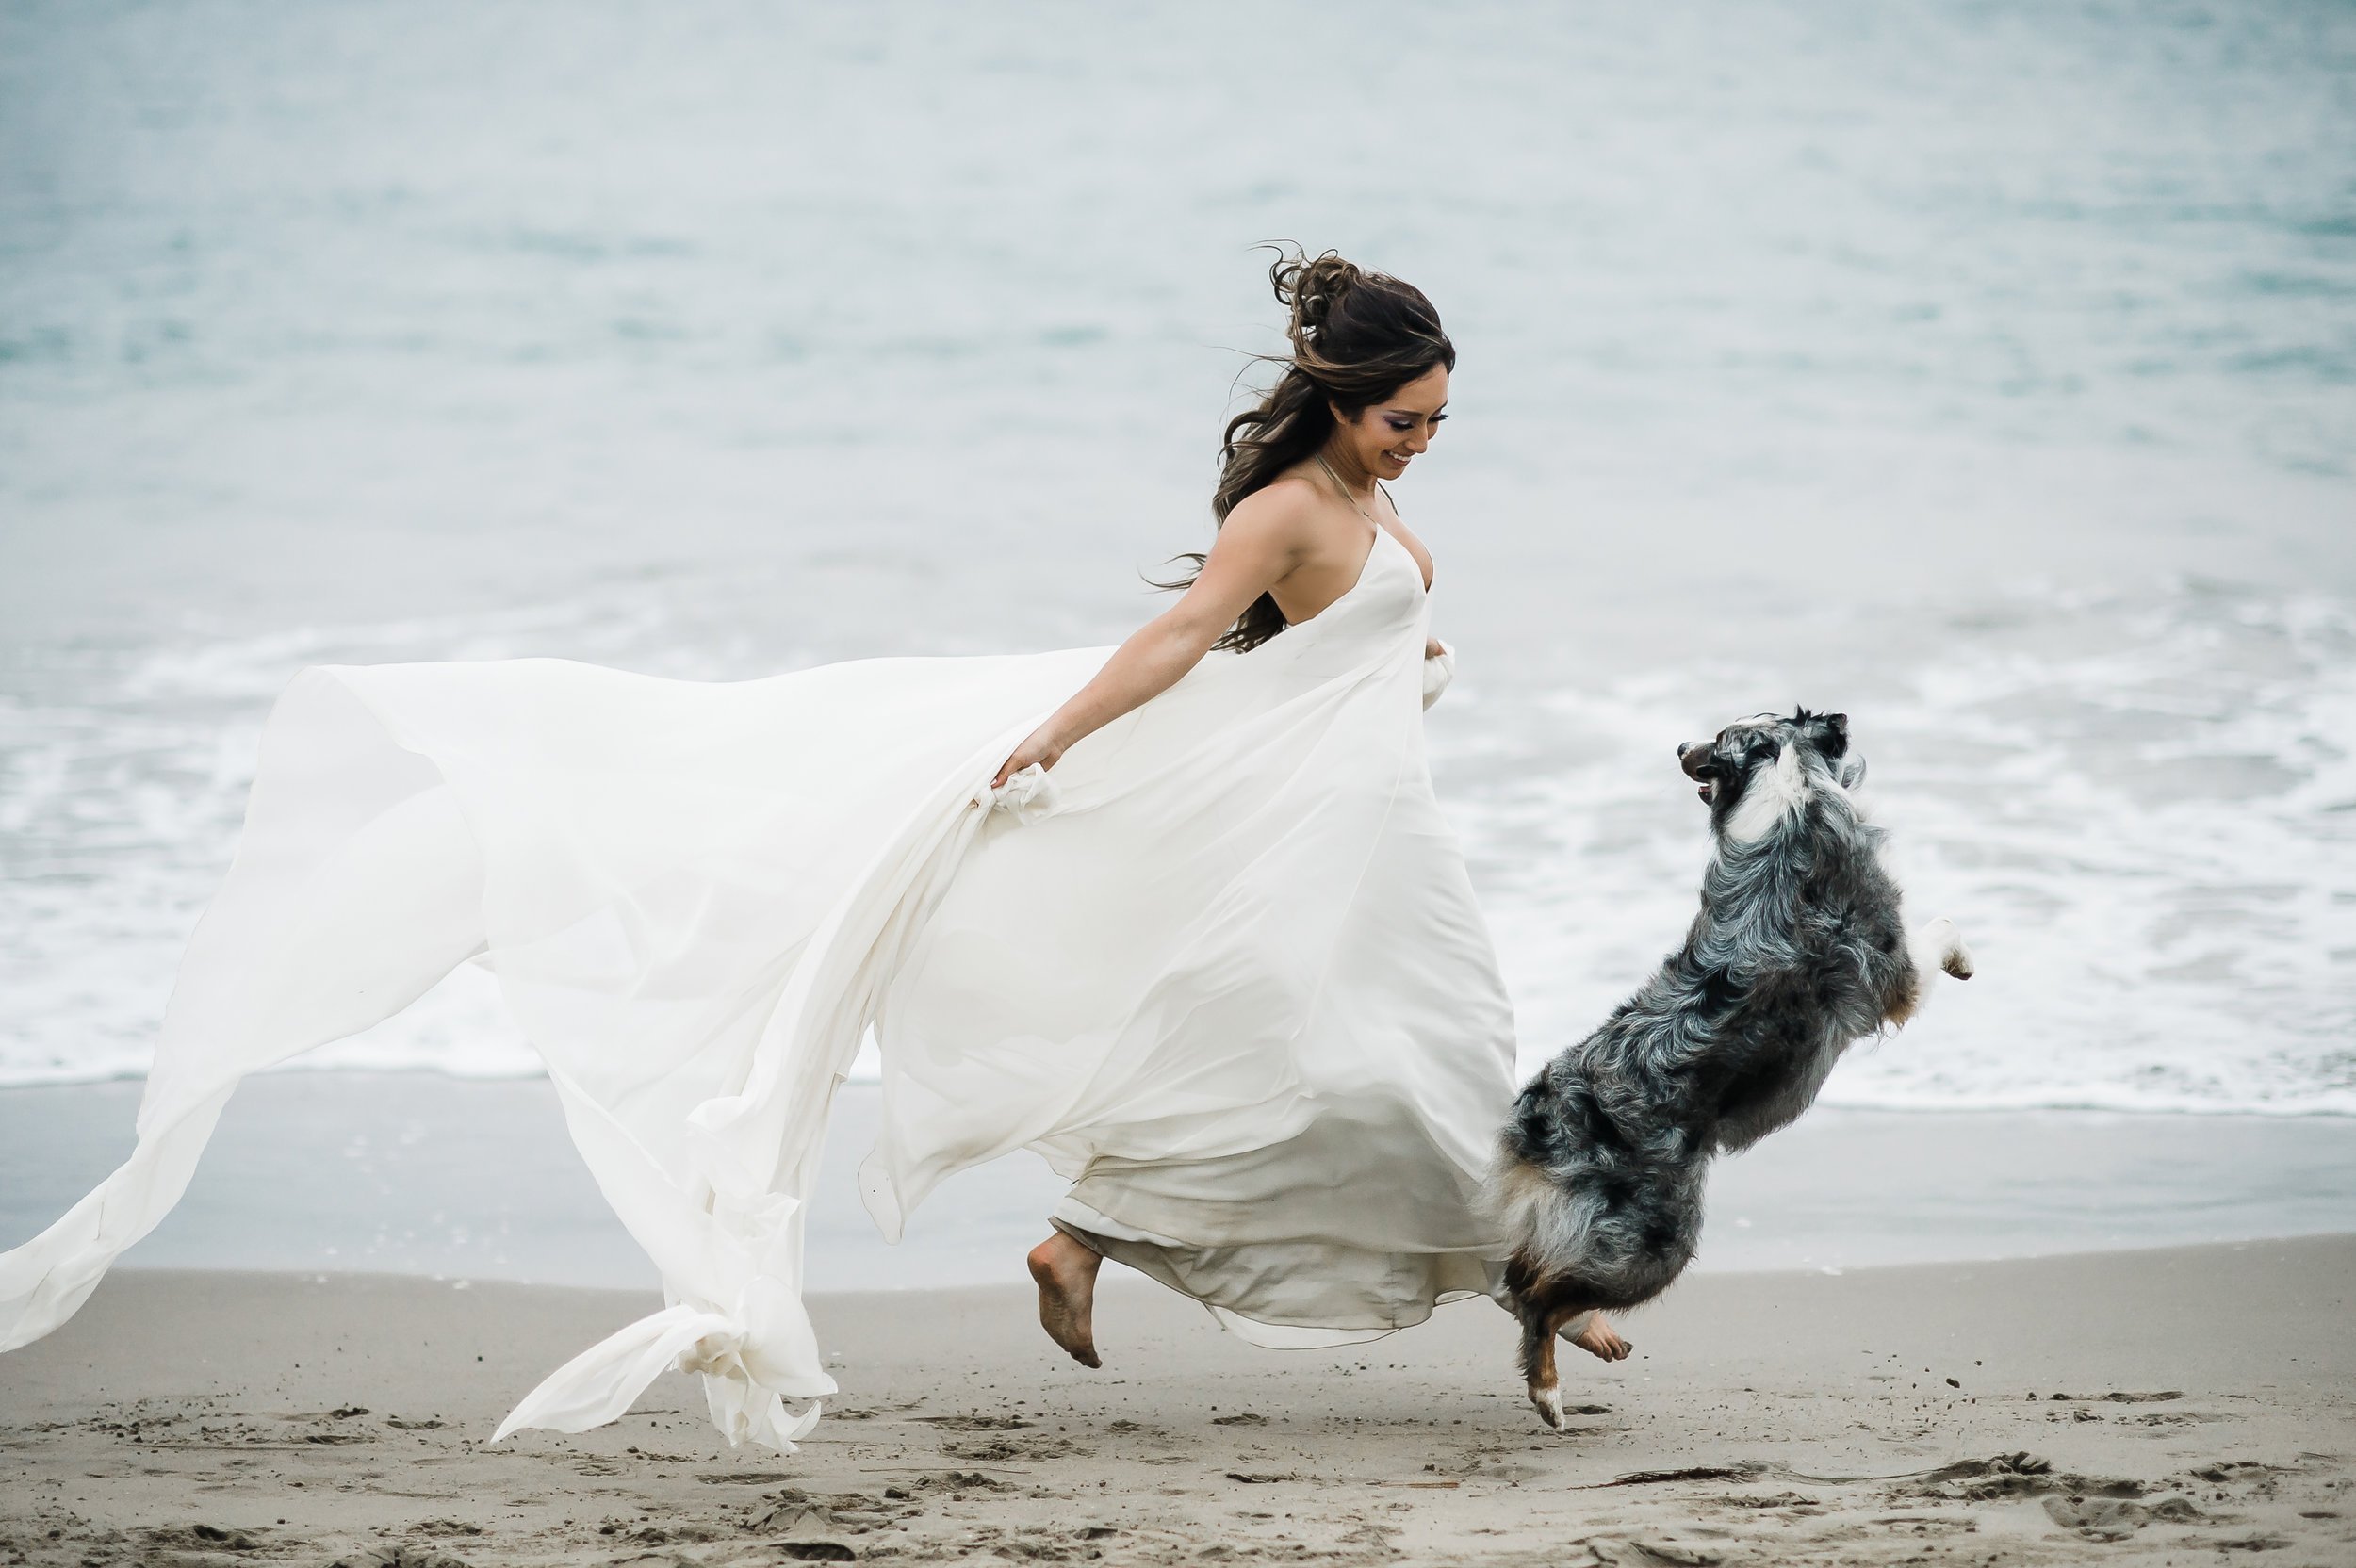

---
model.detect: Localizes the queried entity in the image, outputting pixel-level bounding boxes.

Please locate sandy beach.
[4,1236,2348,1567]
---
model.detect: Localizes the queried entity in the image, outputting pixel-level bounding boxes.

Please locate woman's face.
[1333,363,1450,482]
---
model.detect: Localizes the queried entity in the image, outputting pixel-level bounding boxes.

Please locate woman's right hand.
[992,725,1065,789]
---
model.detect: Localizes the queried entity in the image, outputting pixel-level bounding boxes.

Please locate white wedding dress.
[0,524,1518,1451]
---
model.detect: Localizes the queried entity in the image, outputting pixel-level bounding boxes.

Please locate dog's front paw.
[1937,919,1976,980]
[1528,1380,1567,1431]
[1918,916,1975,981]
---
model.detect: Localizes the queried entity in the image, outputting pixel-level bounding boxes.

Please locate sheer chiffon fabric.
[0,526,1515,1450]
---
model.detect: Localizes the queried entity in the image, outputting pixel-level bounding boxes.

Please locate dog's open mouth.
[1677,742,1723,807]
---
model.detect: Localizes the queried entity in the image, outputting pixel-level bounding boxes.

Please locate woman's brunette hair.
[1161,248,1456,652]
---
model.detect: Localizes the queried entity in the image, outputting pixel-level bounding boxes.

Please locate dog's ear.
[1808,710,1849,759]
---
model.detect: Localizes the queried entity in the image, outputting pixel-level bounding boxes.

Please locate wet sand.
[3,1236,2349,1566]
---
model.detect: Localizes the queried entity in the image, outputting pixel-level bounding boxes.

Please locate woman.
[0,251,1624,1454]
[992,253,1496,1370]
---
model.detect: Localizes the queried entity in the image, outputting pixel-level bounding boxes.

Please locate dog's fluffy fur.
[1485,709,1973,1429]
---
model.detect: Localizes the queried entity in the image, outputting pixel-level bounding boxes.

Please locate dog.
[1484,709,1973,1429]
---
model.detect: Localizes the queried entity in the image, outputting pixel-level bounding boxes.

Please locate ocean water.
[3,2,2352,1116]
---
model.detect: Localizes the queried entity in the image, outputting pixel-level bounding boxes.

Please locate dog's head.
[1677,709,1861,841]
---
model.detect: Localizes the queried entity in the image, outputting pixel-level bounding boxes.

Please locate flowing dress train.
[0,524,1518,1450]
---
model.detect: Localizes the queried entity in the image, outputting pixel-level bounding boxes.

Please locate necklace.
[1316,453,1379,525]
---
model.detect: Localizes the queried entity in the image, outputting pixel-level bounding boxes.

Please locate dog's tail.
[1482,1141,1600,1282]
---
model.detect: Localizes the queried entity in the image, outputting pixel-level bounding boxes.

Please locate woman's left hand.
[1421,638,1456,710]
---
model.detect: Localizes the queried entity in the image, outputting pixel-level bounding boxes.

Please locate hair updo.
[1163,248,1456,653]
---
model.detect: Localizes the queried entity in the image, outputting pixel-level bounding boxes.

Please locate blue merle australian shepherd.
[1486,709,1974,1429]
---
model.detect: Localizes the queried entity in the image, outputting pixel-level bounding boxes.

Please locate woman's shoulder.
[1219,472,1328,541]
[1227,470,1327,520]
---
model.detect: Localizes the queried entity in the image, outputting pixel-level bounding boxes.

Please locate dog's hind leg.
[1519,1294,1596,1430]
[1562,1310,1633,1362]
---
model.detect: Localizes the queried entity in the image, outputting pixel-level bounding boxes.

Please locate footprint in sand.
[2044,1494,2204,1541]
[140,1525,267,1553]
[408,1520,482,1538]
[326,1548,470,1568]
[939,1435,1079,1462]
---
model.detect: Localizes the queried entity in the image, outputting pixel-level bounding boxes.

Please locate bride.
[0,250,1628,1453]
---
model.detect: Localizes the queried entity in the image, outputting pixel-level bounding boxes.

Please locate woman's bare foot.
[1567,1312,1632,1362]
[1026,1232,1103,1368]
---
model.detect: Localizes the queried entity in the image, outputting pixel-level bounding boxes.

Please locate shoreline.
[6,1073,2353,1291]
[4,1238,2349,1566]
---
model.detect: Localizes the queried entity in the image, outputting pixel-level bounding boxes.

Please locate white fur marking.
[1723,743,1808,843]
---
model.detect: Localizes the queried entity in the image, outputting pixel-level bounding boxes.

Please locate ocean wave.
[1444,580,2356,1117]
[3,580,2350,1117]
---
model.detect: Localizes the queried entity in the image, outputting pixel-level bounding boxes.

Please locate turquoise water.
[1,2,2351,1111]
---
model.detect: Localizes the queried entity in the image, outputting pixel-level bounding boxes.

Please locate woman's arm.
[991,496,1308,787]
